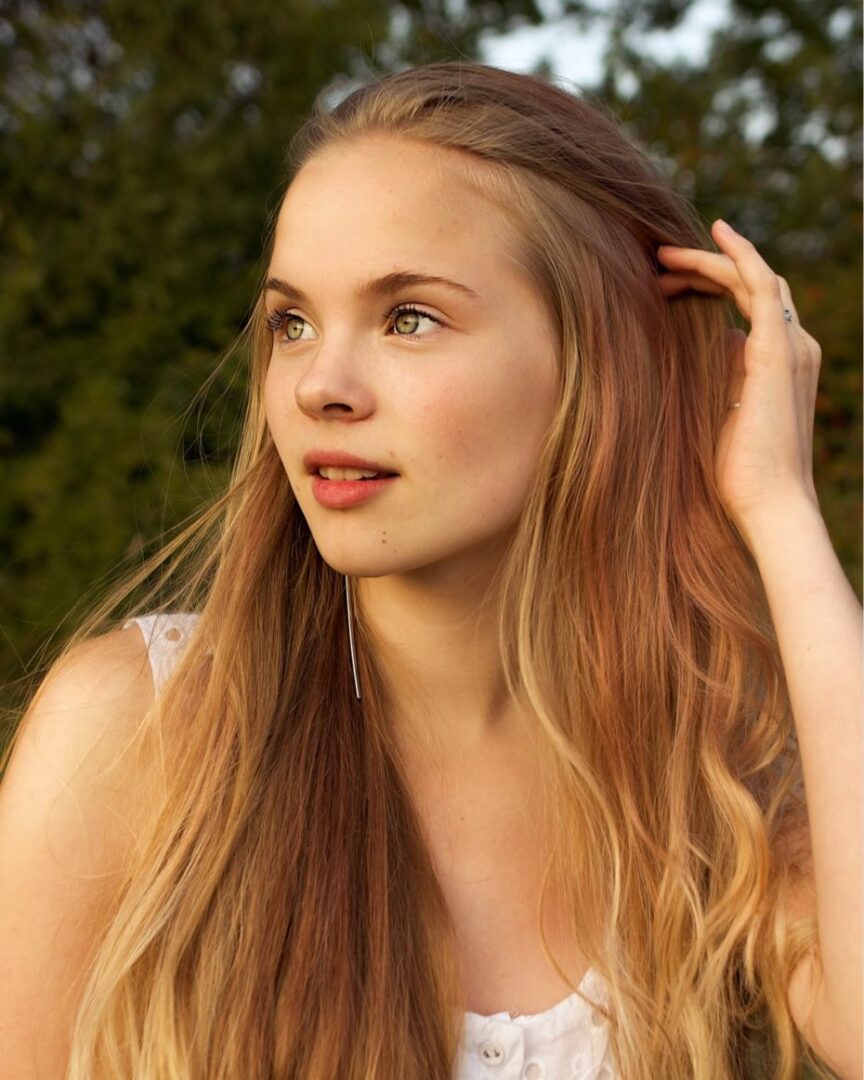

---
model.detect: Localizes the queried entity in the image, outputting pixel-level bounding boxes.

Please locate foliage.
[0,0,859,708]
[0,4,856,1074]
[0,0,544,693]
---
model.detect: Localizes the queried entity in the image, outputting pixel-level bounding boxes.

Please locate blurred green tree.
[0,0,859,700]
[0,0,544,689]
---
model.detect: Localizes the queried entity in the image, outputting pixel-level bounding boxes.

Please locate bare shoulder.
[6,623,158,814]
[21,621,154,746]
[0,623,157,1078]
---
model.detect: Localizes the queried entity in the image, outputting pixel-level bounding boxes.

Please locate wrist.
[736,492,826,562]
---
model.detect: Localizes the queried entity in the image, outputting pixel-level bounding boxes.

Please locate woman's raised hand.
[656,219,822,548]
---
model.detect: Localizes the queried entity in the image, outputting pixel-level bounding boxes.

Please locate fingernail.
[715,219,734,234]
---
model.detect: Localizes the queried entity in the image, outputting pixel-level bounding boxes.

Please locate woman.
[1,61,860,1079]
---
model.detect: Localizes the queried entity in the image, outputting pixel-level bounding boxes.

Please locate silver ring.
[783,308,794,322]
[728,402,741,409]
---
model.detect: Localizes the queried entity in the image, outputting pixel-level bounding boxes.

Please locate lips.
[303,449,399,476]
[310,472,398,509]
[317,469,397,480]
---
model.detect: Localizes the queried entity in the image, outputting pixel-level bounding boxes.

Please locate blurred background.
[0,0,860,700]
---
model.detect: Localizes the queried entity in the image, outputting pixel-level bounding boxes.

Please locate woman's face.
[263,135,560,582]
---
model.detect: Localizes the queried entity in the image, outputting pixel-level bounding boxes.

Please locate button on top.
[479,1039,507,1066]
[524,1063,544,1079]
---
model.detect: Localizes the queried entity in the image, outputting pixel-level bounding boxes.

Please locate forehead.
[271,136,518,270]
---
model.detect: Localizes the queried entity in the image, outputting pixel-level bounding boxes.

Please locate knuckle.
[801,329,821,353]
[799,347,820,369]
[757,274,782,297]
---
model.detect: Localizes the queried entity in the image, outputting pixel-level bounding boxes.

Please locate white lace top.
[122,611,620,1080]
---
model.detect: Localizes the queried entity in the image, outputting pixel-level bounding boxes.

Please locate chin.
[312,531,459,579]
[312,546,408,580]
[320,558,390,579]
[313,533,495,582]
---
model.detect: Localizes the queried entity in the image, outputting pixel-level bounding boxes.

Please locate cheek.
[263,362,292,447]
[418,354,558,515]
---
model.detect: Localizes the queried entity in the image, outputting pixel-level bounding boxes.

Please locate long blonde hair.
[6,61,830,1078]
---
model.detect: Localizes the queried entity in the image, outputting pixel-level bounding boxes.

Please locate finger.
[774,277,819,460]
[724,327,747,407]
[657,247,752,317]
[709,221,789,332]
[776,277,799,324]
[726,327,748,381]
[657,246,739,281]
[658,271,729,298]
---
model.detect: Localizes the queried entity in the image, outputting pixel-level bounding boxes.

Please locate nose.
[293,338,376,421]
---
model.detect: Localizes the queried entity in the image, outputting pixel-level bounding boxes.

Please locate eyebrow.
[262,270,480,305]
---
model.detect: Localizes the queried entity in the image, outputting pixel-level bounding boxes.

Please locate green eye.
[266,310,308,340]
[265,303,443,345]
[387,304,441,336]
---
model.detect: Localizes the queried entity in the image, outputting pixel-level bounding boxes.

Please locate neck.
[353,542,526,754]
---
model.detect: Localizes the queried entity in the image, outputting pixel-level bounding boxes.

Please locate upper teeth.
[318,466,380,480]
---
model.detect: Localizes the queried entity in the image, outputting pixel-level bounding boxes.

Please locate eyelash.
[265,303,442,344]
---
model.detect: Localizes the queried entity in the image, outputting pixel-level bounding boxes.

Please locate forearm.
[746,497,863,1020]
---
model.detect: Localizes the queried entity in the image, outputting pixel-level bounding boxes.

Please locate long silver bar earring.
[344,574,362,700]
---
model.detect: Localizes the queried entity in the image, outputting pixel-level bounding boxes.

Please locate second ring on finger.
[777,277,799,326]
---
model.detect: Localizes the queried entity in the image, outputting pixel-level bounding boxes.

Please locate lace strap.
[122,612,200,696]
